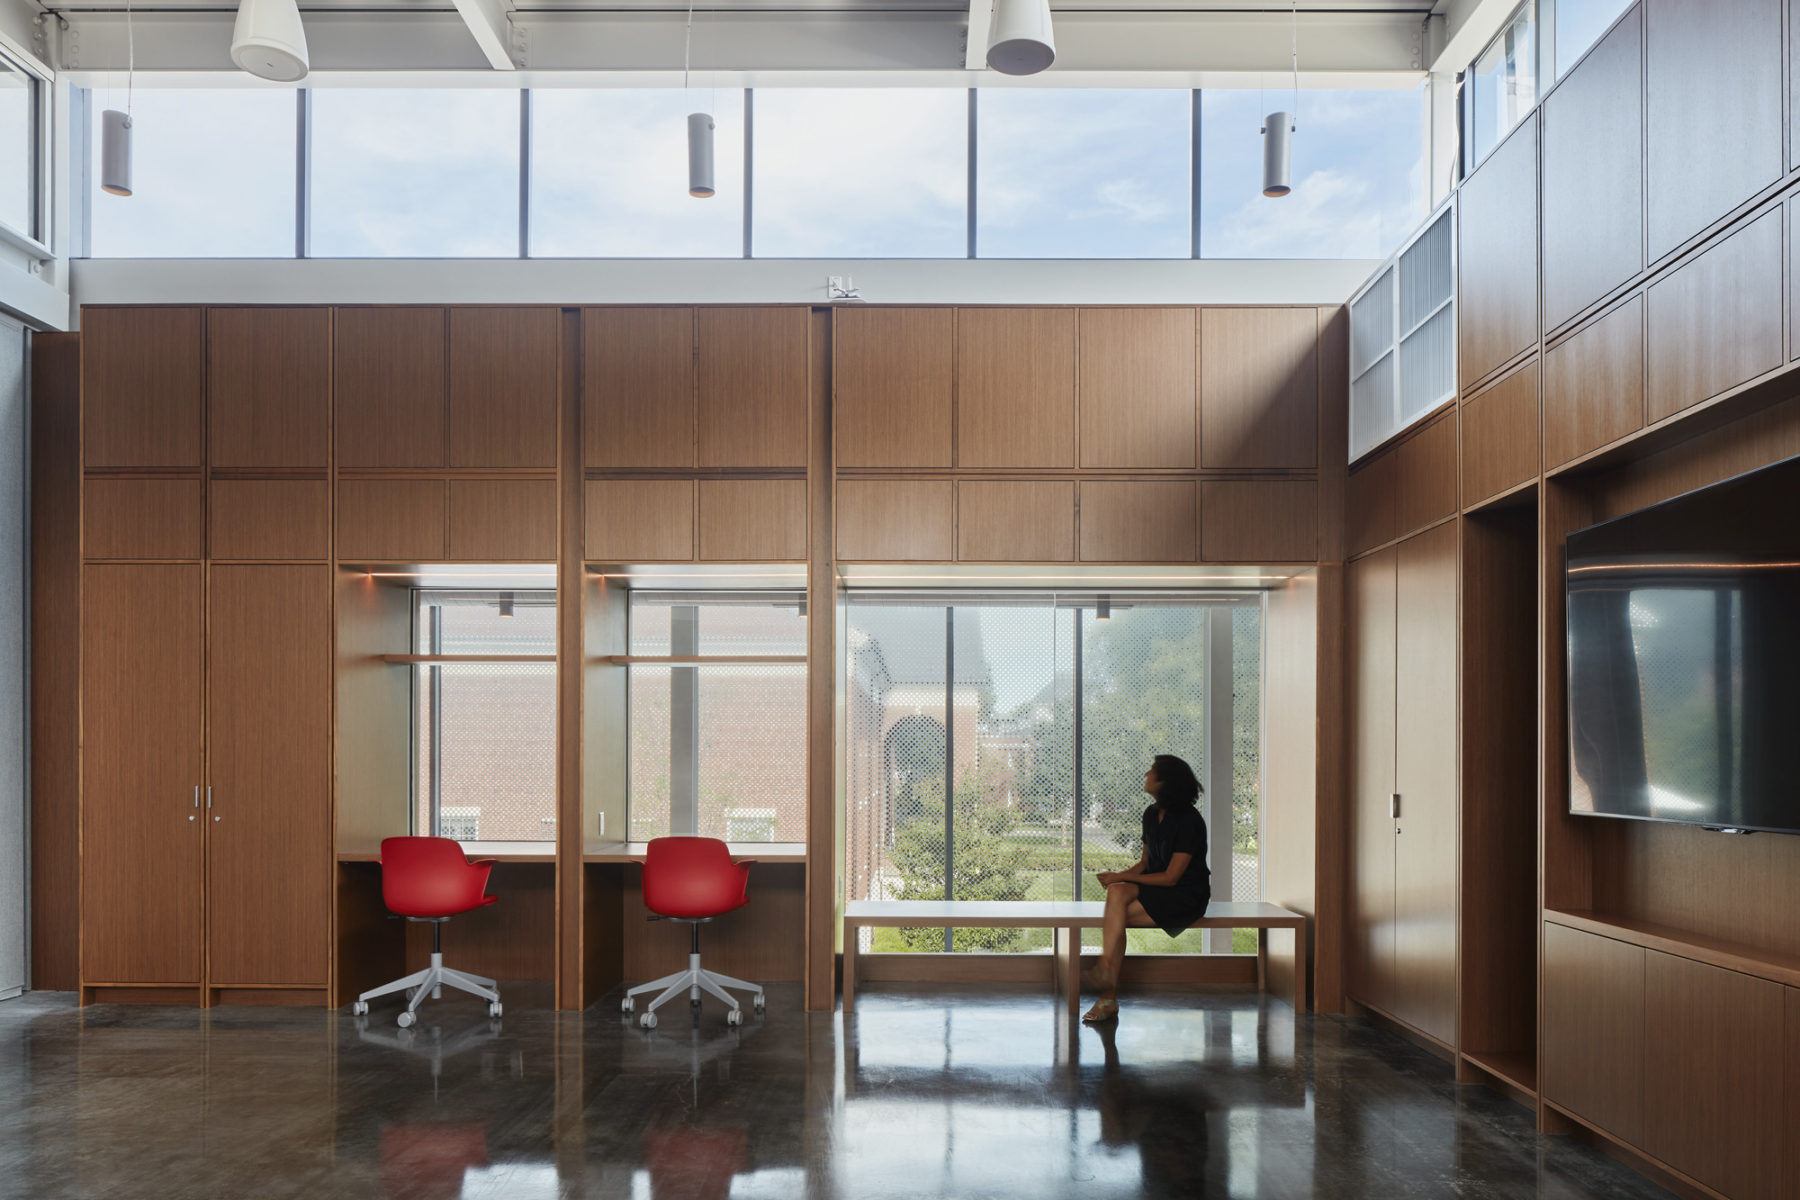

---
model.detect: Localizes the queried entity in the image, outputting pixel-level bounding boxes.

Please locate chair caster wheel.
[352,1001,369,1016]
[396,1011,416,1029]
[487,1002,503,1018]
[752,995,765,1013]
[621,997,635,1014]
[639,1012,658,1030]
[690,997,702,1008]
[727,1008,744,1027]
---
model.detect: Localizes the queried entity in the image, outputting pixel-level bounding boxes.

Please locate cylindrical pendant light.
[231,0,310,82]
[1261,112,1293,197]
[688,112,715,198]
[100,109,133,197]
[986,0,1055,76]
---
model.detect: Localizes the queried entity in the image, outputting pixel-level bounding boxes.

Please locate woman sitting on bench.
[1083,754,1211,1023]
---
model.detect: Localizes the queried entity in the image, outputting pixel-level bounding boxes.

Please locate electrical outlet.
[596,812,605,838]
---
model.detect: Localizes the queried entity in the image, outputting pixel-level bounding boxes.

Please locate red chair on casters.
[621,837,766,1029]
[353,836,505,1027]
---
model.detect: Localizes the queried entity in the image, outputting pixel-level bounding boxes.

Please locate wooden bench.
[842,899,1308,1018]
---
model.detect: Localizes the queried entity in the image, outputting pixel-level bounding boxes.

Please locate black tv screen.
[1566,454,1800,834]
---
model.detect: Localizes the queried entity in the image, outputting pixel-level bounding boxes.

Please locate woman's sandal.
[1081,998,1119,1023]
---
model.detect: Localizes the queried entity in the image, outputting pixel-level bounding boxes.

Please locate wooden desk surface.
[842,899,1304,928]
[336,841,557,864]
[584,842,807,864]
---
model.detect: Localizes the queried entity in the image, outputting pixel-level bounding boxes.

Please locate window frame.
[0,42,51,258]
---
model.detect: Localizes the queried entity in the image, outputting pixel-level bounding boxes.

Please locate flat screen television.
[1566,454,1800,835]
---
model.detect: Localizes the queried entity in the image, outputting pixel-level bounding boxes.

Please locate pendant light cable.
[125,0,134,118]
[683,0,693,92]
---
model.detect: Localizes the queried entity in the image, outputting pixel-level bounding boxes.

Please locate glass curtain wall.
[844,593,1263,955]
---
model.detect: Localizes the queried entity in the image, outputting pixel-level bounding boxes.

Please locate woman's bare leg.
[1097,882,1155,1001]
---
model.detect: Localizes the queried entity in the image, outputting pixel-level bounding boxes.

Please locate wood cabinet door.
[205,566,332,986]
[82,307,205,469]
[448,307,559,468]
[584,308,695,469]
[1646,207,1784,422]
[1346,547,1398,1014]
[834,307,953,468]
[335,307,447,468]
[80,564,203,983]
[207,307,331,468]
[1457,115,1539,390]
[697,308,808,468]
[1541,924,1645,1144]
[1076,480,1196,563]
[1198,307,1318,469]
[1077,308,1196,468]
[1392,521,1458,1044]
[956,308,1076,468]
[698,479,807,561]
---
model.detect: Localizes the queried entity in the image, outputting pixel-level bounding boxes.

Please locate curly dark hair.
[1150,754,1202,808]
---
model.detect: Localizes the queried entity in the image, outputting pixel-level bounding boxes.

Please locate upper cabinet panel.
[1199,307,1319,469]
[1457,115,1539,390]
[1646,207,1784,422]
[207,308,331,469]
[1541,7,1644,332]
[83,307,205,469]
[1645,0,1783,262]
[834,308,953,468]
[1078,308,1197,469]
[583,308,695,469]
[335,308,447,468]
[448,308,559,469]
[697,308,809,469]
[956,308,1076,468]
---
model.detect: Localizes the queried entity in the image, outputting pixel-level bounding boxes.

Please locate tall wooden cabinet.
[1347,520,1458,1045]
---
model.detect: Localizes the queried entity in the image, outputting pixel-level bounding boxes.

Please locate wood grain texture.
[1643,951,1785,1200]
[81,564,203,984]
[956,308,1076,468]
[206,307,331,469]
[1199,307,1319,469]
[583,308,695,469]
[804,304,835,1012]
[30,333,80,990]
[334,863,405,1007]
[1646,208,1784,422]
[1199,480,1318,562]
[449,307,560,468]
[622,862,806,982]
[336,479,446,561]
[1392,521,1458,1045]
[1460,360,1540,505]
[1645,0,1783,261]
[1457,115,1539,389]
[1789,987,1800,1192]
[334,307,447,468]
[584,479,695,561]
[1541,923,1645,1143]
[836,480,954,561]
[1347,547,1397,1014]
[333,572,414,857]
[834,307,952,468]
[405,863,557,981]
[1347,448,1398,556]
[1076,480,1196,562]
[81,307,205,469]
[206,566,331,986]
[83,477,204,560]
[1262,574,1319,1011]
[1540,7,1644,332]
[209,479,331,560]
[448,479,558,561]
[1077,308,1197,469]
[1395,414,1459,535]
[697,307,808,468]
[698,479,807,561]
[955,480,1075,562]
[1544,295,1645,468]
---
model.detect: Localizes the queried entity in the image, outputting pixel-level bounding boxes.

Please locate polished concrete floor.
[0,982,1671,1200]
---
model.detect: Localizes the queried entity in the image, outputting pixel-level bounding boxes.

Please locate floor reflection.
[0,983,1674,1199]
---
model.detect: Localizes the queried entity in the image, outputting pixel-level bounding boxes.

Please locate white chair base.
[623,951,765,1028]
[353,951,502,1027]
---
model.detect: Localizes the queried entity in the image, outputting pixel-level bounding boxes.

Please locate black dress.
[1133,803,1212,937]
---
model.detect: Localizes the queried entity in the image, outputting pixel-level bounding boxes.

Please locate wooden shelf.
[379,654,556,664]
[1545,908,1800,988]
[595,655,806,665]
[338,841,557,863]
[584,841,806,864]
[1461,1050,1538,1097]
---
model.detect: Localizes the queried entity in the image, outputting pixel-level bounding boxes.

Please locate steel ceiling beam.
[452,0,519,69]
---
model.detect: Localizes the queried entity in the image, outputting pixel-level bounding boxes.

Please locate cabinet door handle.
[1389,793,1401,820]
[191,786,199,820]
[205,787,213,809]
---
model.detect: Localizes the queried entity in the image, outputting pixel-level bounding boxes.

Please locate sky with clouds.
[87,84,1426,261]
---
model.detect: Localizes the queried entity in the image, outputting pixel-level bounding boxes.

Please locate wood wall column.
[557,308,585,1010]
[805,306,837,1012]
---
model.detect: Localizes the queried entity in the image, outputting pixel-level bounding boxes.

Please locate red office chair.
[352,836,504,1027]
[621,837,766,1029]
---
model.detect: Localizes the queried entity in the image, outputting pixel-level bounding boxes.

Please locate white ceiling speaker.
[687,112,716,198]
[100,110,133,197]
[231,0,310,82]
[1261,113,1293,197]
[986,0,1055,76]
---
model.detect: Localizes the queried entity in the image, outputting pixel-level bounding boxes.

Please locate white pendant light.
[231,0,310,83]
[682,0,715,198]
[101,0,135,196]
[986,0,1055,76]
[1262,0,1298,198]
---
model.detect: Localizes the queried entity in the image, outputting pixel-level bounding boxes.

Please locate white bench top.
[842,899,1305,928]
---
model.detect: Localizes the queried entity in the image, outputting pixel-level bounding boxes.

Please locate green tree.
[885,768,1033,951]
